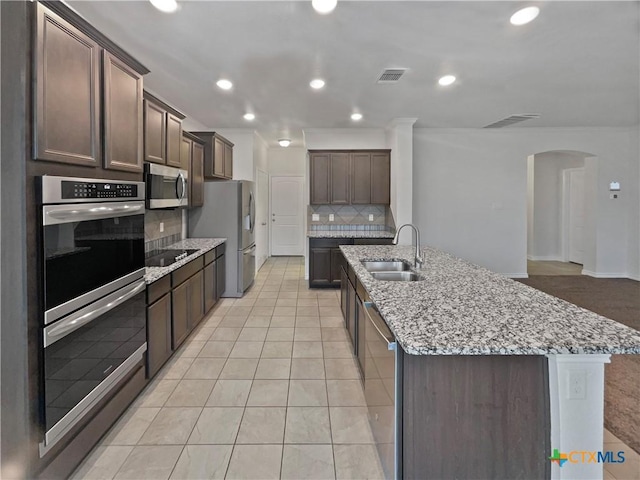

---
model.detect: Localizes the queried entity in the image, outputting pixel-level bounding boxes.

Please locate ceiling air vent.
[483,114,540,128]
[377,68,407,84]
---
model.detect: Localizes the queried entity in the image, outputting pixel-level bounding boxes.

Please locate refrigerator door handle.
[243,245,256,255]
[249,192,255,233]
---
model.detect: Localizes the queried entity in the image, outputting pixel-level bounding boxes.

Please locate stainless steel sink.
[361,260,412,272]
[370,271,423,282]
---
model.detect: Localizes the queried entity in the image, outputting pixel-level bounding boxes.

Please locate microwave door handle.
[176,172,187,203]
[44,280,145,347]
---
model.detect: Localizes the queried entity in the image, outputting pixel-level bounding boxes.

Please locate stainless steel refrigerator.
[189,180,256,297]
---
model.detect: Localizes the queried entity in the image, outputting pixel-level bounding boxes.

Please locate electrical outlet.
[329,214,334,222]
[568,371,586,399]
[369,214,374,222]
[312,214,320,222]
[160,222,164,233]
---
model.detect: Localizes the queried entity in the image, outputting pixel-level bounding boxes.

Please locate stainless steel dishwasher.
[362,299,402,479]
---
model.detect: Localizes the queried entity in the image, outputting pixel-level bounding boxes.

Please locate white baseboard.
[629,273,640,281]
[581,269,628,279]
[528,256,563,262]
[507,273,529,279]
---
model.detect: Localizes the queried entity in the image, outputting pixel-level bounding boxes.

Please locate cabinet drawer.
[204,249,215,266]
[147,275,170,305]
[172,256,204,287]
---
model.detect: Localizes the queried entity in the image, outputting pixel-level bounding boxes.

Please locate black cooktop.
[145,249,199,267]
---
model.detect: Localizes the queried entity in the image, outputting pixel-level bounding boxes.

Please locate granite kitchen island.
[339,245,640,480]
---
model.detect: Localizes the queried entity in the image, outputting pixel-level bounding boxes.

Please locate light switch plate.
[159,222,164,233]
[329,214,335,222]
[312,214,320,222]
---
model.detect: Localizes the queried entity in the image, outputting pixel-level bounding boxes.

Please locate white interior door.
[271,176,304,256]
[256,170,269,270]
[568,168,585,264]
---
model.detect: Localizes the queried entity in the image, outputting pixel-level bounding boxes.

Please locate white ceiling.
[70,1,640,147]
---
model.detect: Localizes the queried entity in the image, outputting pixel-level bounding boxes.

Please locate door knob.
[272,219,275,222]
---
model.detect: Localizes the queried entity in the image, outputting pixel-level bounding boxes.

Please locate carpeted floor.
[518,275,640,454]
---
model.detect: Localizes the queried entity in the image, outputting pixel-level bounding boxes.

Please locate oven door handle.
[43,202,145,225]
[44,280,146,347]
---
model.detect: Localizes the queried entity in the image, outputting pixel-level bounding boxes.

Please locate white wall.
[268,147,307,176]
[413,127,639,278]
[254,133,269,270]
[627,130,640,280]
[386,119,416,244]
[529,151,586,261]
[304,128,386,150]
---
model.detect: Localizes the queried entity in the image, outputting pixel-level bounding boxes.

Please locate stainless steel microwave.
[144,163,189,209]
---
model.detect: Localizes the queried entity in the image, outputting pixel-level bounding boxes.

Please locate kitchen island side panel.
[402,353,550,480]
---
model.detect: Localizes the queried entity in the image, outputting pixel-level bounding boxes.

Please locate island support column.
[547,354,611,480]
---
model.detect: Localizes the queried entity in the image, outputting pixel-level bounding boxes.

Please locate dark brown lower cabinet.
[171,280,189,350]
[216,254,226,299]
[188,270,204,328]
[330,248,344,286]
[340,266,348,320]
[310,248,332,287]
[347,277,357,350]
[204,261,216,313]
[146,293,172,378]
[309,238,392,288]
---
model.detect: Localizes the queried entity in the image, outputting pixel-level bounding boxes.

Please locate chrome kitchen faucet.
[392,224,424,268]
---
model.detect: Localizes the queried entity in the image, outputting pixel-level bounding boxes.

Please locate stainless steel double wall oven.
[38,176,146,455]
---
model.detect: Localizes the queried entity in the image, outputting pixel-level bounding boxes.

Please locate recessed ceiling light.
[149,0,178,13]
[351,113,363,121]
[243,113,255,121]
[438,75,456,86]
[278,139,291,147]
[216,79,233,90]
[510,6,540,26]
[310,79,325,89]
[312,0,337,14]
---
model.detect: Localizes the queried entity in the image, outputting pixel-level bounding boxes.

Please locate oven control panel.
[61,181,139,199]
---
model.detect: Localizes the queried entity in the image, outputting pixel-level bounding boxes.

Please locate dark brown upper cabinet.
[192,132,234,180]
[330,153,350,204]
[182,132,205,208]
[351,151,391,204]
[143,99,166,164]
[370,152,391,204]
[166,113,183,168]
[103,51,143,173]
[143,91,185,167]
[310,152,330,204]
[351,152,372,204]
[34,3,101,167]
[309,150,391,205]
[191,142,205,207]
[33,2,149,173]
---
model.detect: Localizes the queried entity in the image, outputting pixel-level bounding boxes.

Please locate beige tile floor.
[72,256,640,480]
[72,257,385,480]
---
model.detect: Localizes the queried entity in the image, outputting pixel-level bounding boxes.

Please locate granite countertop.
[145,238,226,284]
[340,245,640,356]
[308,230,395,239]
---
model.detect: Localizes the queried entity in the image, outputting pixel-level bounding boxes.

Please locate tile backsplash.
[145,209,183,252]
[307,205,396,231]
